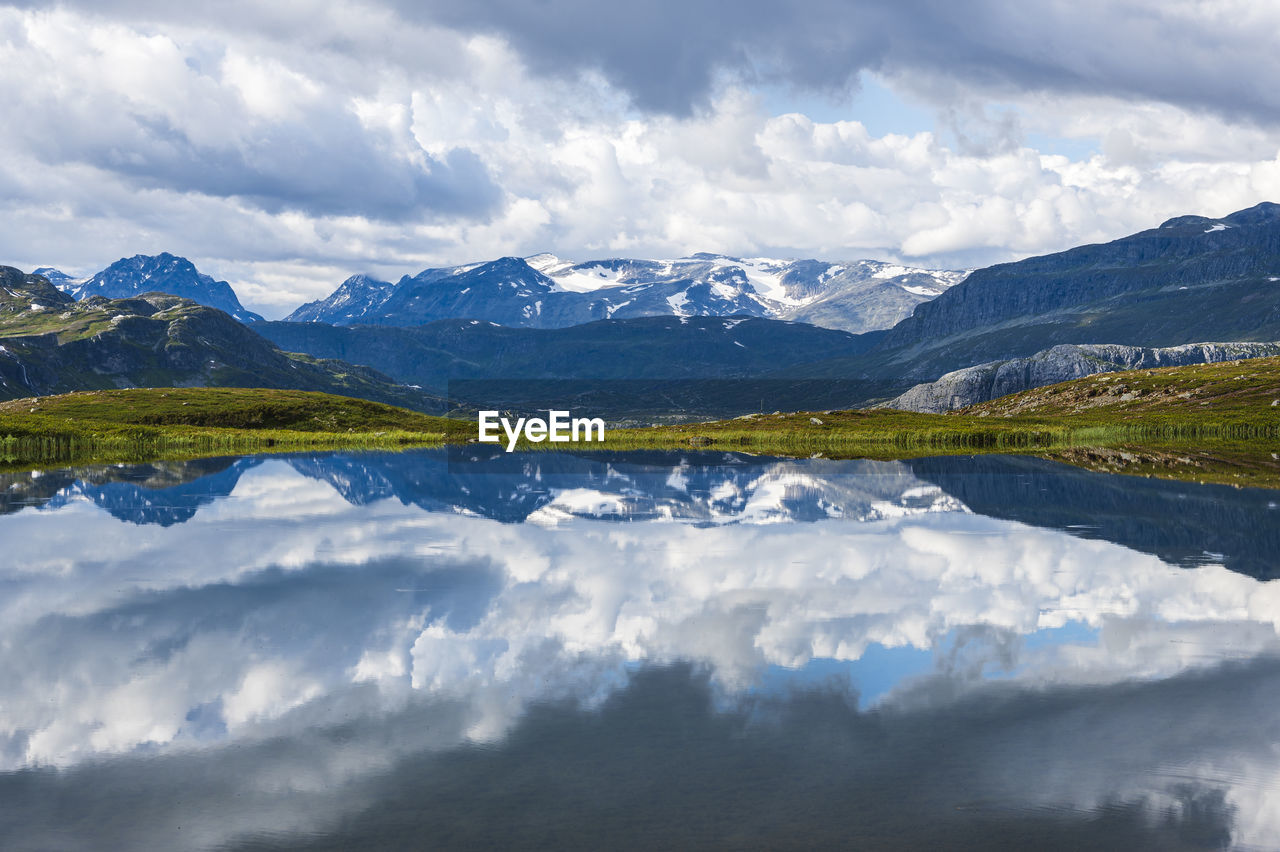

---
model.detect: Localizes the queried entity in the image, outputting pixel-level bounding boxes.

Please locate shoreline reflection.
[0,451,1276,849]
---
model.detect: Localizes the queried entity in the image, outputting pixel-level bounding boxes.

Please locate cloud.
[2,454,1280,846]
[1,3,1280,318]
[0,9,500,222]
[394,0,1280,126]
[0,661,1268,850]
[13,2,1280,126]
[3,456,1279,771]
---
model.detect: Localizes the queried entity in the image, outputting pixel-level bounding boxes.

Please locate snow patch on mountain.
[288,252,967,335]
[62,254,263,323]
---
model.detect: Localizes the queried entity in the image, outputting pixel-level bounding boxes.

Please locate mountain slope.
[63,253,263,323]
[959,354,1280,419]
[868,202,1280,378]
[886,341,1280,412]
[257,315,882,388]
[257,315,892,417]
[286,253,964,334]
[0,266,440,411]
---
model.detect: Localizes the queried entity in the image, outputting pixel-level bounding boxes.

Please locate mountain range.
[864,202,1280,379]
[29,252,963,337]
[13,201,1280,414]
[286,253,966,334]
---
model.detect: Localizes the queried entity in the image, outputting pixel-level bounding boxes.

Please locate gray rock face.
[885,341,1280,412]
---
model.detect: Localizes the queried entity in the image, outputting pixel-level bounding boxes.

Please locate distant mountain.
[257,315,892,418]
[885,341,1280,412]
[0,265,440,410]
[285,253,965,334]
[60,253,263,323]
[259,314,879,385]
[286,273,397,325]
[0,265,76,312]
[31,267,78,290]
[864,202,1280,379]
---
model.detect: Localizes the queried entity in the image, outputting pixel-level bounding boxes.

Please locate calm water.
[2,449,1279,850]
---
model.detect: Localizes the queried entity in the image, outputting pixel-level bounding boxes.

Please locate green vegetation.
[0,267,445,413]
[1040,441,1280,489]
[0,357,1276,486]
[0,388,462,468]
[604,408,1080,457]
[960,355,1280,422]
[593,357,1280,485]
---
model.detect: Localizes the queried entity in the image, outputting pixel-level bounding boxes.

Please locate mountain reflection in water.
[0,449,1277,850]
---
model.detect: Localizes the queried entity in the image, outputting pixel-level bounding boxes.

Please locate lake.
[2,448,1279,850]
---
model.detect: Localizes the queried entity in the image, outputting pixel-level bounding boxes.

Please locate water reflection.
[5,450,1278,572]
[908,454,1280,579]
[1,450,1278,849]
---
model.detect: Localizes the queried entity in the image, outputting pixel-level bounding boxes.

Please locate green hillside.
[0,387,459,468]
[605,357,1280,485]
[0,266,445,412]
[960,355,1280,421]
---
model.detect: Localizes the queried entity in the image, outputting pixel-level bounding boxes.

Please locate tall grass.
[0,428,445,469]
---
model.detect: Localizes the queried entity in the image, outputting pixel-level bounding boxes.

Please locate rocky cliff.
[885,341,1280,412]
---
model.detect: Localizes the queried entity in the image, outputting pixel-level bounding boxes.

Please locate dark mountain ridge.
[0,266,440,411]
[868,202,1280,378]
[258,314,881,388]
[257,315,890,417]
[40,253,263,323]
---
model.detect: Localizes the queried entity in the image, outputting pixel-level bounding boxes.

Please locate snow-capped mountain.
[32,267,81,291]
[59,253,263,323]
[286,273,398,324]
[285,253,967,334]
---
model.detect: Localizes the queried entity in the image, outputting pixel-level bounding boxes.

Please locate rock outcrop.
[884,341,1280,412]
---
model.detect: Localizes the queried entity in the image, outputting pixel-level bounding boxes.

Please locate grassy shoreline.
[0,429,447,471]
[0,387,459,469]
[1,356,1277,485]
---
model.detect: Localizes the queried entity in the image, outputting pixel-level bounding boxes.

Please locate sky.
[1,1,1279,317]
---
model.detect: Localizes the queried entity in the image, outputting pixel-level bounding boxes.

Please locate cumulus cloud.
[0,9,500,221]
[0,2,1278,318]
[3,457,1280,771]
[389,0,1280,126]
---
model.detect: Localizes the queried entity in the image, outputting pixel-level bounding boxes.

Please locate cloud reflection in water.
[0,451,1277,849]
